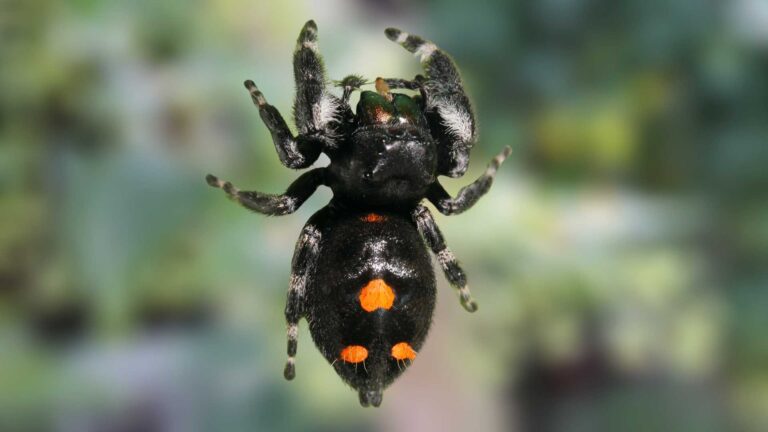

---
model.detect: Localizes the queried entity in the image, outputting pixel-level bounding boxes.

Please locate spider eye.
[391,342,416,361]
[340,345,368,363]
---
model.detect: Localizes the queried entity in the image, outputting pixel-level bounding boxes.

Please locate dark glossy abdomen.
[304,206,436,391]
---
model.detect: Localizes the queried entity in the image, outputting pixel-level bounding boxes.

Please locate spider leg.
[205,168,325,216]
[243,80,323,169]
[385,28,476,178]
[334,74,368,104]
[283,224,322,380]
[427,146,511,215]
[380,76,428,104]
[412,205,477,312]
[292,20,346,149]
[381,75,426,91]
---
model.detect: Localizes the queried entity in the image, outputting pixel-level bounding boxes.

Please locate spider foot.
[284,358,296,380]
[243,80,266,106]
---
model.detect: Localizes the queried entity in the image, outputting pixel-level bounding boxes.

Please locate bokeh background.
[1,0,767,431]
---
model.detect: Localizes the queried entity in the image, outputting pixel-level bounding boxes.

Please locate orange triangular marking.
[359,278,395,312]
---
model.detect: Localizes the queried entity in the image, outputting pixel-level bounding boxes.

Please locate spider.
[206,20,510,407]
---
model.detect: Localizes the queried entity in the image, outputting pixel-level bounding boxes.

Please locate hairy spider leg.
[412,205,477,312]
[380,76,428,107]
[427,146,512,215]
[385,28,476,178]
[243,80,323,169]
[205,168,326,216]
[335,75,368,105]
[241,20,349,168]
[381,75,427,92]
[292,20,346,150]
[284,224,322,380]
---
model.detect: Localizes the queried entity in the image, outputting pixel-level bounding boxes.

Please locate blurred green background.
[1,0,766,431]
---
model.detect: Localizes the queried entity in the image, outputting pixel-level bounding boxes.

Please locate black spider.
[206,20,510,408]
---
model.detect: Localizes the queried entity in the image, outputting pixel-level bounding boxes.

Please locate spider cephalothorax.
[206,20,510,407]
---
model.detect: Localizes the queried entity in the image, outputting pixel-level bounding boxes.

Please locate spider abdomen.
[303,206,436,406]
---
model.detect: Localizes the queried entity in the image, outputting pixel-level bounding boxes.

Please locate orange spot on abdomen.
[391,342,417,360]
[340,345,368,363]
[360,213,386,223]
[359,279,395,312]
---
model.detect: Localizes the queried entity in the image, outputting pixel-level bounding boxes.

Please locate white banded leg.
[385,27,477,177]
[413,205,478,312]
[284,224,322,379]
[205,168,325,216]
[427,146,512,216]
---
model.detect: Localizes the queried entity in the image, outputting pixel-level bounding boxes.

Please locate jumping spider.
[206,20,510,407]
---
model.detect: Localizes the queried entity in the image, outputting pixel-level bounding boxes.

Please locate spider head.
[330,125,437,208]
[328,92,437,209]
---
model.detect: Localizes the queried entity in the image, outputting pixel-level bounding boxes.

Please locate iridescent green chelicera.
[356,91,428,128]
